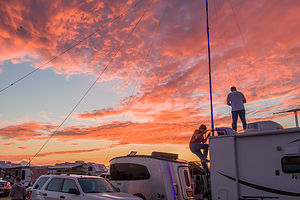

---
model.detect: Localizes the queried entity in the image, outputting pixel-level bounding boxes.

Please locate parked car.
[0,178,11,197]
[29,174,142,200]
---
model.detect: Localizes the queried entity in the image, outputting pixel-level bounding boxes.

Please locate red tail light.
[28,191,32,199]
[2,184,9,190]
[173,183,178,195]
[192,182,195,194]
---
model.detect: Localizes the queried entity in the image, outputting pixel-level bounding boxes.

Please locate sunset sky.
[0,0,299,166]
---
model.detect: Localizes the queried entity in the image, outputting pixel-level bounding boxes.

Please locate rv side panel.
[210,136,238,200]
[210,128,300,200]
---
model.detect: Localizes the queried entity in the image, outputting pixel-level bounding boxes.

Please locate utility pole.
[205,0,215,135]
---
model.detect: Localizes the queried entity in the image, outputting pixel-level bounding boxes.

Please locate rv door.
[178,167,193,199]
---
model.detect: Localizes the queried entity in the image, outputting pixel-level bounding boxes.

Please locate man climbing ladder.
[189,124,209,174]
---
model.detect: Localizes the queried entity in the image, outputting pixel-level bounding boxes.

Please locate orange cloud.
[0,122,55,141]
[0,0,299,164]
[0,149,97,162]
[0,142,126,163]
[3,142,16,146]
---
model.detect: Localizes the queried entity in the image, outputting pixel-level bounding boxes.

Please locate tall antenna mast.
[205,0,215,135]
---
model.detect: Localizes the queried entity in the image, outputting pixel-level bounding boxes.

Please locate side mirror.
[116,187,120,192]
[68,188,80,195]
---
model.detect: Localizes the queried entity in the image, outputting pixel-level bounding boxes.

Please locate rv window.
[184,170,191,187]
[21,170,25,180]
[110,163,150,180]
[282,156,300,173]
[4,174,11,179]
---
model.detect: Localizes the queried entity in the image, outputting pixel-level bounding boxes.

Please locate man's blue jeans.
[232,109,247,131]
[190,143,209,173]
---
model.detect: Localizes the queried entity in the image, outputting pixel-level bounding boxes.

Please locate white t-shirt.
[227,91,246,111]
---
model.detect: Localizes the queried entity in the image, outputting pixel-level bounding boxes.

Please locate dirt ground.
[0,197,10,200]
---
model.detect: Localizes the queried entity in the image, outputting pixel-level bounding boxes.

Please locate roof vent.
[151,151,178,160]
[128,151,137,156]
[247,120,283,131]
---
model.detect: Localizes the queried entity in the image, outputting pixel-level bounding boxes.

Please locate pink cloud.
[0,1,298,109]
[0,0,299,162]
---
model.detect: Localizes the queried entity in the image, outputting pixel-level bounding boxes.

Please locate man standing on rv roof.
[227,86,247,131]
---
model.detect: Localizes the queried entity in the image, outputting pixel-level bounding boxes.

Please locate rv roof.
[48,163,83,169]
[2,166,30,169]
[110,154,187,164]
[211,127,300,139]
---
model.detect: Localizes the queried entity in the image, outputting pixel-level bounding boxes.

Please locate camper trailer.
[210,121,300,200]
[1,166,49,187]
[1,166,32,187]
[110,151,194,200]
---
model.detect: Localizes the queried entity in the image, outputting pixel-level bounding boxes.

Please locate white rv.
[210,121,300,200]
[109,151,194,200]
[2,166,32,187]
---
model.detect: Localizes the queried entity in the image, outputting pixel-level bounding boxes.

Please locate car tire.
[203,191,212,200]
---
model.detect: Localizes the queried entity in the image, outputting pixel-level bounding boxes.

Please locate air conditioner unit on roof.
[247,120,283,131]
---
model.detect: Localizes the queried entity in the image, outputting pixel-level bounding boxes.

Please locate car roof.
[39,174,103,179]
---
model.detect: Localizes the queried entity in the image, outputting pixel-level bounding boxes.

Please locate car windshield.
[78,178,116,193]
